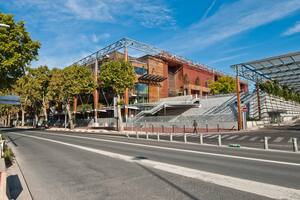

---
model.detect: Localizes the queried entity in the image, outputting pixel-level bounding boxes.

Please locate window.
[134,67,147,75]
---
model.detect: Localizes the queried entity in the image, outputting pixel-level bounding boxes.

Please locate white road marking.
[208,135,218,139]
[237,136,249,141]
[273,137,284,143]
[8,131,300,200]
[226,135,239,140]
[221,135,230,139]
[249,136,258,141]
[16,131,300,167]
[288,138,293,143]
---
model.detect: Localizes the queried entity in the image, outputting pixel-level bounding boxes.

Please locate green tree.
[208,76,236,95]
[100,60,135,131]
[48,65,96,129]
[0,13,40,91]
[13,75,32,126]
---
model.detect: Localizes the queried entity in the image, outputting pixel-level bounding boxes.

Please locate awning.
[0,95,20,105]
[232,51,300,93]
[138,74,166,85]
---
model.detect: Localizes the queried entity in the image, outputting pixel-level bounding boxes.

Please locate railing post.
[217,124,220,132]
[218,135,222,146]
[184,133,187,143]
[206,123,208,132]
[293,138,298,152]
[170,132,173,142]
[152,124,154,133]
[264,137,269,150]
[136,129,139,139]
[200,134,203,144]
[157,132,160,141]
[162,125,164,133]
[183,125,186,133]
[172,125,175,133]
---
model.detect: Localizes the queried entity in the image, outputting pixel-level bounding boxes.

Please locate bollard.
[200,134,203,144]
[157,132,160,141]
[183,125,186,133]
[184,133,187,143]
[170,132,173,142]
[146,131,149,140]
[217,124,220,132]
[264,137,269,150]
[126,132,129,138]
[218,135,222,146]
[293,138,298,152]
[172,125,175,133]
[162,125,164,133]
[206,124,208,132]
[136,130,139,139]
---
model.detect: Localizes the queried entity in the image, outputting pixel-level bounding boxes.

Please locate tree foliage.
[48,64,96,128]
[208,76,236,95]
[0,13,40,90]
[100,60,135,95]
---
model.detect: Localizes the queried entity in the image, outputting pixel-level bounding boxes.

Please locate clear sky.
[2,0,300,76]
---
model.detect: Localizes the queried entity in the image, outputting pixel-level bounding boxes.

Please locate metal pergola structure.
[231,51,300,130]
[232,51,300,93]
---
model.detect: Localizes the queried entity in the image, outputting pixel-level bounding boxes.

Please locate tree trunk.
[117,94,123,132]
[42,97,48,128]
[34,113,38,128]
[7,113,11,127]
[66,100,74,129]
[21,107,25,127]
[16,112,19,127]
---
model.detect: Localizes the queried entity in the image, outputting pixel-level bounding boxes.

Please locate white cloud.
[91,33,111,43]
[201,0,217,21]
[283,21,300,36]
[208,53,247,65]
[165,0,300,54]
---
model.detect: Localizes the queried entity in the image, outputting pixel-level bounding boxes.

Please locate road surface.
[2,128,300,200]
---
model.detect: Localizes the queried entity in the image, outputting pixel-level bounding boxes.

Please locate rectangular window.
[134,67,147,75]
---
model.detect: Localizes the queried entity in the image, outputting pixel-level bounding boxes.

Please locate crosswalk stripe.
[227,135,239,140]
[273,137,284,143]
[221,135,230,139]
[208,135,218,139]
[237,136,249,141]
[249,136,258,141]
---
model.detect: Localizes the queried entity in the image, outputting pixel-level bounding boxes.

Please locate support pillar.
[256,83,261,120]
[235,67,242,131]
[124,47,129,121]
[93,59,99,125]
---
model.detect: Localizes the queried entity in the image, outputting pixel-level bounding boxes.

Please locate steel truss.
[232,51,300,93]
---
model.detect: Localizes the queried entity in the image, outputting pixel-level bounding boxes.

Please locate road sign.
[242,106,248,112]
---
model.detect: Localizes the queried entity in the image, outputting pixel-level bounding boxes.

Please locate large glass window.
[135,83,148,103]
[134,67,147,75]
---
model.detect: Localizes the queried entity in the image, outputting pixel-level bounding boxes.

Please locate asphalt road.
[2,128,300,200]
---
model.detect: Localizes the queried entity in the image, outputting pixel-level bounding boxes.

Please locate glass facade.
[135,83,148,103]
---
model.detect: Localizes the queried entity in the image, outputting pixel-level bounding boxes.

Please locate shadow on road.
[7,174,23,199]
[137,163,200,200]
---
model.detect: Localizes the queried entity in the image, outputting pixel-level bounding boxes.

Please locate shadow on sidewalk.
[7,174,23,199]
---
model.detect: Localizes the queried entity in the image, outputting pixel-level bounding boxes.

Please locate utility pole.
[235,66,242,130]
[124,47,129,122]
[93,58,99,127]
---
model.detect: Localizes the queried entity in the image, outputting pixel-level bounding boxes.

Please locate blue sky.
[2,0,300,76]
